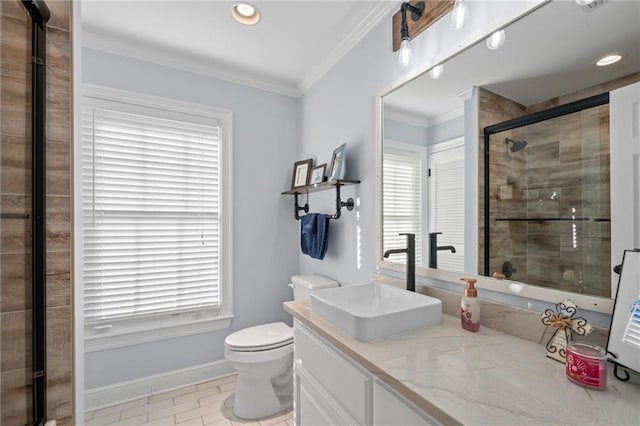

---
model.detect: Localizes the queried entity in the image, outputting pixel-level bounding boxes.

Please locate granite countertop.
[284,299,640,425]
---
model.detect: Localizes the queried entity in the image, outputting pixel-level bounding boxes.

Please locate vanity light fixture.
[450,0,469,30]
[486,30,506,50]
[596,53,622,66]
[398,1,425,68]
[428,64,444,79]
[232,2,260,25]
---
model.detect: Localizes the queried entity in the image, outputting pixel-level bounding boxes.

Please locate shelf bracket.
[294,193,309,220]
[329,182,355,220]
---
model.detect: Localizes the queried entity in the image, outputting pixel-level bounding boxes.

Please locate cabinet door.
[373,381,439,426]
[295,362,360,426]
[294,322,371,424]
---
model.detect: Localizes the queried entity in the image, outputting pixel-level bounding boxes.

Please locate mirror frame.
[374,5,615,315]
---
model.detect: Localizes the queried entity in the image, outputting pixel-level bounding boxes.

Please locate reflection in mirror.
[380,0,640,299]
[483,94,610,297]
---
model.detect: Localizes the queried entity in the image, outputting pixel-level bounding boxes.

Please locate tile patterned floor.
[84,374,293,426]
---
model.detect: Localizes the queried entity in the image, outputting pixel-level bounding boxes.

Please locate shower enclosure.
[1,1,50,424]
[484,93,611,298]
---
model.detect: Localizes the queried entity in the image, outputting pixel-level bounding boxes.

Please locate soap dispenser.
[460,278,480,332]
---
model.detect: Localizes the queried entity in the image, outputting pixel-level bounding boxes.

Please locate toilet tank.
[291,274,339,300]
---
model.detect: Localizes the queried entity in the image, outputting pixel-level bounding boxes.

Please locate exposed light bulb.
[450,0,469,30]
[428,64,444,79]
[398,38,412,69]
[486,30,506,50]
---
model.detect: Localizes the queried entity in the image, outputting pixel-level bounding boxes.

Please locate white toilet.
[224,274,339,419]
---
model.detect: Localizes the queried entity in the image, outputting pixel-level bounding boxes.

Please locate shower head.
[505,137,527,152]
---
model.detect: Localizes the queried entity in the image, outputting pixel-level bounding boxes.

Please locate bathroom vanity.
[284,300,640,425]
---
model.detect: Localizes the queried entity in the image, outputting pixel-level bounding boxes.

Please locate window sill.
[84,312,233,353]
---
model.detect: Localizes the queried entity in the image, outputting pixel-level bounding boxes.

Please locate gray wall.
[428,116,465,145]
[82,48,300,389]
[383,118,429,147]
[297,1,542,286]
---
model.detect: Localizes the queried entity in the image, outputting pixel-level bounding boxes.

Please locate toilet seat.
[225,322,293,352]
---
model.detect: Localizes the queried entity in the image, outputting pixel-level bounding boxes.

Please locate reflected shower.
[505,137,528,152]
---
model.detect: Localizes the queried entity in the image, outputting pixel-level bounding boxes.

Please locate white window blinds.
[383,146,424,264]
[82,104,221,323]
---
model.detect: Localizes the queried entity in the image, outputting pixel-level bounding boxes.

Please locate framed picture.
[328,143,347,181]
[291,159,313,189]
[310,164,327,185]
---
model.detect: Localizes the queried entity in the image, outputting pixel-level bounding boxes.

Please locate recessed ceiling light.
[596,54,622,66]
[232,3,260,25]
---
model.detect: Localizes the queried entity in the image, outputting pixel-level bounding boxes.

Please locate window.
[81,86,232,350]
[383,141,427,265]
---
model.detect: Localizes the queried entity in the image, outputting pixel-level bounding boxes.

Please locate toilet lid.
[225,322,293,351]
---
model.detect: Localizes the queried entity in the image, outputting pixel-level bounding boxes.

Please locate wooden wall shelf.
[282,180,360,220]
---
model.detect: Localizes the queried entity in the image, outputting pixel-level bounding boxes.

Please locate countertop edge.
[284,300,463,426]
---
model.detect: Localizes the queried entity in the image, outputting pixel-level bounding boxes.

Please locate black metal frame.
[21,1,50,425]
[482,92,610,277]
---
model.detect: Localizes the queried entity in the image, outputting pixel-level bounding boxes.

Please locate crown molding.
[82,30,300,98]
[384,105,432,128]
[298,1,399,94]
[83,1,397,99]
[431,106,465,125]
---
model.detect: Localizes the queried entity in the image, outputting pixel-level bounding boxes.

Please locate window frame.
[80,84,234,352]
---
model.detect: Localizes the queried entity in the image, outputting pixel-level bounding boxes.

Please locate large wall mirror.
[378,0,640,312]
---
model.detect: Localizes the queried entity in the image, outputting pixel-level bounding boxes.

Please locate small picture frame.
[291,159,313,189]
[328,143,347,181]
[310,164,327,185]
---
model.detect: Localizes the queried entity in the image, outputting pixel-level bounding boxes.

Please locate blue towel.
[300,213,330,260]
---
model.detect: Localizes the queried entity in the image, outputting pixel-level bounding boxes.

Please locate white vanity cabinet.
[293,320,437,426]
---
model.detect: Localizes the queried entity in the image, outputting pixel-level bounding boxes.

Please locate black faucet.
[383,233,415,292]
[428,232,456,269]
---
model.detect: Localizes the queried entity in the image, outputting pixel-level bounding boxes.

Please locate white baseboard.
[84,359,235,411]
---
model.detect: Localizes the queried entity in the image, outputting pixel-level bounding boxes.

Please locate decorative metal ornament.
[541,300,593,363]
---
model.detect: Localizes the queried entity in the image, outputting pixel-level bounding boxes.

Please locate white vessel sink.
[309,282,442,341]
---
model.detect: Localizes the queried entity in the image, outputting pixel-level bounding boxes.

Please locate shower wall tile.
[557,72,640,105]
[46,251,71,308]
[1,0,28,21]
[1,368,32,426]
[45,0,73,421]
[47,195,71,252]
[1,194,31,254]
[0,252,31,313]
[47,26,70,88]
[47,359,73,421]
[1,134,30,195]
[1,74,31,137]
[1,309,31,371]
[47,82,71,143]
[47,0,70,31]
[46,139,70,196]
[1,15,30,78]
[1,0,72,423]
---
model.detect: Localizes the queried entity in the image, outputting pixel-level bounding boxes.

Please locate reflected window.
[383,141,427,265]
